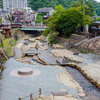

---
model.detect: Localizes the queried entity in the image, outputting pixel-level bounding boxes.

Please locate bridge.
[21,25,46,31]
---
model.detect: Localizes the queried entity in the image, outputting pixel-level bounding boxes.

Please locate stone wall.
[54,35,86,48]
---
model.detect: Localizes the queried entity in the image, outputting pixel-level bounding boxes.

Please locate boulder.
[51,49,74,58]
[35,35,46,42]
[52,44,64,49]
[65,55,83,63]
[57,72,85,97]
[51,49,83,63]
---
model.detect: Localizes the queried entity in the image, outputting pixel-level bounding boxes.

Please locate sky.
[95,0,100,2]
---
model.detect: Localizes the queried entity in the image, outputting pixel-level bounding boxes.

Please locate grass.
[80,49,89,54]
[0,43,2,47]
[3,38,10,50]
[6,39,17,56]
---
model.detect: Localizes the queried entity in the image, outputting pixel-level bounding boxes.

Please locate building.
[37,7,54,19]
[25,11,37,25]
[3,0,28,11]
[13,10,25,24]
[92,16,100,20]
[0,11,10,24]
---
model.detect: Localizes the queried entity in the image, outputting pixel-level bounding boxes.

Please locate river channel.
[66,54,100,100]
[0,34,100,100]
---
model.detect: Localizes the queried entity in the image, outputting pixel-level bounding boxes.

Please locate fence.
[18,88,41,100]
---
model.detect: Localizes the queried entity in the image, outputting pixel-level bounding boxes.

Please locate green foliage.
[3,38,9,50]
[0,17,2,24]
[1,59,6,64]
[80,49,88,54]
[48,32,57,46]
[90,17,100,26]
[43,27,51,36]
[6,39,17,56]
[71,0,95,16]
[35,14,43,24]
[45,5,91,37]
[94,17,100,21]
[28,0,100,16]
[0,43,2,47]
[48,35,53,46]
[71,1,82,7]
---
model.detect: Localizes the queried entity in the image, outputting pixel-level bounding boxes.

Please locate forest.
[0,0,100,16]
[29,0,100,16]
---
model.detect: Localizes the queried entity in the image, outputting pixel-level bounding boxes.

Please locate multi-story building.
[3,0,28,11]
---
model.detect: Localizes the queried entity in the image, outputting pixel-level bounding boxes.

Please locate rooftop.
[94,21,100,24]
[37,7,54,13]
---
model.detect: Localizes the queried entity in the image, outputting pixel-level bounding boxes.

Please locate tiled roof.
[37,7,54,13]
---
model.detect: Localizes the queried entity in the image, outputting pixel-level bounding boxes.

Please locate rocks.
[78,36,100,54]
[35,35,46,42]
[51,49,74,58]
[80,64,100,88]
[62,63,100,89]
[35,43,40,50]
[38,51,57,65]
[57,71,86,97]
[65,55,83,63]
[56,57,68,64]
[28,38,36,42]
[52,44,64,49]
[51,49,83,63]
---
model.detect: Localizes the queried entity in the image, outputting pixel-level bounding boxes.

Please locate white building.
[3,0,28,11]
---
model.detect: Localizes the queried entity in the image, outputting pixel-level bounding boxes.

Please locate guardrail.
[18,88,41,100]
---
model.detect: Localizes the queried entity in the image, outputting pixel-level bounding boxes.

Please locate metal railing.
[18,88,41,100]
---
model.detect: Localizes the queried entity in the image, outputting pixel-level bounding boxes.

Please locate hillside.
[29,0,100,16]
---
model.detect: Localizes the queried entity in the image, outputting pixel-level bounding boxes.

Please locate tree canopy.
[44,5,91,37]
[28,0,100,16]
[71,0,95,16]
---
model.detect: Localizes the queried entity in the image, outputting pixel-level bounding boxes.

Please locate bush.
[48,32,57,46]
[35,13,43,24]
[80,49,88,54]
[43,28,51,36]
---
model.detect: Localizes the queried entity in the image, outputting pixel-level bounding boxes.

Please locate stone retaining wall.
[54,35,86,48]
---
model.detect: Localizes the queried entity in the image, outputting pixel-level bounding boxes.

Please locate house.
[25,11,37,25]
[14,10,25,24]
[0,11,10,24]
[90,21,100,36]
[93,21,100,28]
[37,7,54,19]
[92,16,100,20]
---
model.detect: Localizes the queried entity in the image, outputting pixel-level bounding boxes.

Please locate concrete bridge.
[21,25,46,31]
